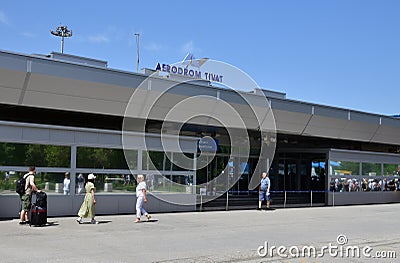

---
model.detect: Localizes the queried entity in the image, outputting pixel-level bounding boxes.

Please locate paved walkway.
[1,204,399,262]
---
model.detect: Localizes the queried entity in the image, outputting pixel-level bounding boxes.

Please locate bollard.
[55,183,63,193]
[104,183,113,192]
[284,191,287,208]
[44,182,50,191]
[310,190,313,207]
[226,191,229,211]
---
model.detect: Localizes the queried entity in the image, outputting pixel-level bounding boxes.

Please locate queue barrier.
[208,190,328,211]
[266,190,326,208]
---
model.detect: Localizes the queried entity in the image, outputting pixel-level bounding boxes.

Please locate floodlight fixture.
[50,25,72,53]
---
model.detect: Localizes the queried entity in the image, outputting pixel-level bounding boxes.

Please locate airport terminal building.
[0,49,400,218]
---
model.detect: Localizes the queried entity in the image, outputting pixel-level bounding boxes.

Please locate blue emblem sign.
[198,137,218,152]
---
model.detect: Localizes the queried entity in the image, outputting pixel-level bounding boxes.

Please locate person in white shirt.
[135,174,151,223]
[63,172,70,195]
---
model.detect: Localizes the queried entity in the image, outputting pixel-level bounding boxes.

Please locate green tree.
[44,145,70,167]
[25,144,46,166]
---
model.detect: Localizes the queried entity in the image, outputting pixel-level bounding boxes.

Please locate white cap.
[88,173,96,180]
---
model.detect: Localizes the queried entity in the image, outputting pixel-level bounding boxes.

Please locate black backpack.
[35,191,47,208]
[16,174,29,196]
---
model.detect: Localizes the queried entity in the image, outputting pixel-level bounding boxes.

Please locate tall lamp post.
[134,33,140,72]
[50,25,72,54]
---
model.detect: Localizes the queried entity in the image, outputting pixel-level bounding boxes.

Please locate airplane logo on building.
[182,53,209,69]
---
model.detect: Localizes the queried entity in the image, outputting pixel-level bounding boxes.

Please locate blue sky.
[1,1,399,115]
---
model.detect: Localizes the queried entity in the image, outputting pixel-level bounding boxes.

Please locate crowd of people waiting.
[330,177,400,192]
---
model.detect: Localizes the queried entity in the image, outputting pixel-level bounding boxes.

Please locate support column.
[70,145,77,195]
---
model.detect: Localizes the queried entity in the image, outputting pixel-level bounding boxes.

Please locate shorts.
[259,190,270,201]
[21,194,32,211]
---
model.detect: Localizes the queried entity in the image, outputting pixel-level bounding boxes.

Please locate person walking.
[19,166,40,225]
[63,172,70,195]
[135,174,151,223]
[76,173,98,224]
[258,171,271,210]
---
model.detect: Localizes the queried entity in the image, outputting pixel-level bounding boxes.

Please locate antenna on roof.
[134,33,140,72]
[50,25,72,54]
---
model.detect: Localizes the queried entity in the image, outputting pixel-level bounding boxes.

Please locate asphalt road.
[1,204,399,263]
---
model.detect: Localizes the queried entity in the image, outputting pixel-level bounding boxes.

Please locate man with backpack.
[19,166,39,225]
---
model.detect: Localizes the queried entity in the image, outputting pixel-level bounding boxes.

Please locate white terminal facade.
[0,50,399,218]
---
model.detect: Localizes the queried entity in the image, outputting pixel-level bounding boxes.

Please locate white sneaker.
[91,219,98,224]
[76,217,82,224]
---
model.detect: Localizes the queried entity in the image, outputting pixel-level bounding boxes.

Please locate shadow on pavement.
[78,220,112,225]
[29,221,59,227]
[0,218,14,222]
[137,219,158,223]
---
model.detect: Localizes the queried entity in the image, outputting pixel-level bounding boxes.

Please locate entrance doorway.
[268,152,327,206]
[270,152,327,192]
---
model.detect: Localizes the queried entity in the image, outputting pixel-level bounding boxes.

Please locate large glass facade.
[1,144,195,195]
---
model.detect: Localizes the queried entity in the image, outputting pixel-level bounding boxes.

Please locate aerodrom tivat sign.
[155,62,224,83]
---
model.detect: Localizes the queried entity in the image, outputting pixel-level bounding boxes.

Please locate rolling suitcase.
[30,205,47,226]
[30,191,47,226]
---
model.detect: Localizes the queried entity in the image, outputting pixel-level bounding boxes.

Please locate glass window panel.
[362,162,381,176]
[124,150,138,170]
[77,173,137,194]
[330,161,360,176]
[148,151,165,170]
[143,151,190,171]
[172,153,194,171]
[0,170,69,195]
[149,174,192,193]
[77,147,134,169]
[142,151,169,171]
[196,156,209,185]
[0,142,70,167]
[0,170,23,194]
[219,145,231,155]
[37,172,68,194]
[383,164,400,176]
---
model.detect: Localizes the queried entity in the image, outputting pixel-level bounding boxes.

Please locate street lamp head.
[50,25,72,53]
[50,25,72,38]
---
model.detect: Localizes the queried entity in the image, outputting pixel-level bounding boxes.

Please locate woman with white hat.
[76,173,98,224]
[135,174,151,223]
